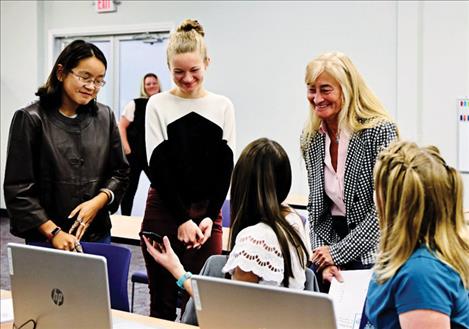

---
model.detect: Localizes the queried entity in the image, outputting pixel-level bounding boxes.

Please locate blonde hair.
[301,52,394,152]
[140,73,160,98]
[166,19,208,67]
[373,140,469,287]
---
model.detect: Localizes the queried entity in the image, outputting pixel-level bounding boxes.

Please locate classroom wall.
[1,1,468,209]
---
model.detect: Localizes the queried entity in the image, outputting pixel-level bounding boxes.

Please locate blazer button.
[353,195,359,203]
[348,222,357,230]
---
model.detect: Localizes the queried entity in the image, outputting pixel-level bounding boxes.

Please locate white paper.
[328,269,372,329]
[0,298,14,323]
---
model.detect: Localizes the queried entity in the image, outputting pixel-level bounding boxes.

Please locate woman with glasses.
[4,40,129,251]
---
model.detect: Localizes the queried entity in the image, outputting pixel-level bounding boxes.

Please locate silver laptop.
[7,243,155,329]
[191,275,338,329]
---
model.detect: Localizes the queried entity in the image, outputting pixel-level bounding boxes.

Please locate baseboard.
[0,208,8,218]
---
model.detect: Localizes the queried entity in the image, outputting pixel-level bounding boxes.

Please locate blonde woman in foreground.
[365,140,469,329]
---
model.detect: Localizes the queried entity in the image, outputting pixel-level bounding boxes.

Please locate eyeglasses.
[70,70,106,88]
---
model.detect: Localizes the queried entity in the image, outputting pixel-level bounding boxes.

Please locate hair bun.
[177,19,205,37]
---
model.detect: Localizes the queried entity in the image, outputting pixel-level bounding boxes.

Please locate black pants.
[315,216,373,293]
[120,155,149,216]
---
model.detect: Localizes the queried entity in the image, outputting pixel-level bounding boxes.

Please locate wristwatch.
[47,226,62,242]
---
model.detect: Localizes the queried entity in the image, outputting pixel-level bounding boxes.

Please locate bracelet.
[99,188,112,202]
[47,226,62,242]
[176,272,192,290]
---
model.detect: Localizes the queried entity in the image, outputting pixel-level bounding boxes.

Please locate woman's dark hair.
[229,138,309,287]
[36,39,107,114]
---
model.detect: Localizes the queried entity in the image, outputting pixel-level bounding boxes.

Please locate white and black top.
[145,91,236,224]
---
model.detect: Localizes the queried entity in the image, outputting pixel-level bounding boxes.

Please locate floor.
[0,215,151,316]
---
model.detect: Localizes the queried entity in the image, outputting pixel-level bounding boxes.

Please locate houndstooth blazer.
[303,121,398,266]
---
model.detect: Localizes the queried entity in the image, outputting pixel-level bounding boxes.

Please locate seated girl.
[365,140,469,329]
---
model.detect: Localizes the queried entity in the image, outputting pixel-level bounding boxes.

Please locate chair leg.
[131,282,135,313]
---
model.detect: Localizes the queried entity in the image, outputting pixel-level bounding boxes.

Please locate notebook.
[191,275,338,329]
[7,243,156,329]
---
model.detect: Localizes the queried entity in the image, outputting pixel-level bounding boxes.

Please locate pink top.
[320,124,351,216]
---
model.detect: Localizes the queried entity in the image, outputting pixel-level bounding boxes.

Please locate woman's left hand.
[197,217,213,247]
[143,235,184,277]
[312,246,334,270]
[68,193,108,240]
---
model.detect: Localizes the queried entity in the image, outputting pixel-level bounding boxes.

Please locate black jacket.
[4,101,130,241]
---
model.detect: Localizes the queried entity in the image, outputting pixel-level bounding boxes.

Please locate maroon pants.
[141,188,223,320]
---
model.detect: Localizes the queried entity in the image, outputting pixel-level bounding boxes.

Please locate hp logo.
[51,288,64,306]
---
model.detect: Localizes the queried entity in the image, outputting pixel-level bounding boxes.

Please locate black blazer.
[303,121,398,265]
[4,101,130,241]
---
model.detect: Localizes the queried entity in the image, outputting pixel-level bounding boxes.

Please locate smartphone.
[139,231,164,244]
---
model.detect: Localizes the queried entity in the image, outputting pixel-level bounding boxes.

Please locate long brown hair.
[229,138,309,287]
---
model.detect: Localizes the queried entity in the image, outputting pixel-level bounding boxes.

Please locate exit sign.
[96,0,116,13]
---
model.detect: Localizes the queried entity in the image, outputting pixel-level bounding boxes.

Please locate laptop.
[7,243,155,329]
[191,275,338,329]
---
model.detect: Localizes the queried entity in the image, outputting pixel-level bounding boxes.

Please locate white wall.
[1,1,468,209]
[1,0,41,209]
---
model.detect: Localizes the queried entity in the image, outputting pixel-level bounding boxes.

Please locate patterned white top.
[222,212,310,289]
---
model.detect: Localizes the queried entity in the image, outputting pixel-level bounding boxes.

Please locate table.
[285,193,308,210]
[0,290,197,329]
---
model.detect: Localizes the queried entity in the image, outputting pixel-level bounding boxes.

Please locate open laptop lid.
[7,243,112,329]
[191,275,338,329]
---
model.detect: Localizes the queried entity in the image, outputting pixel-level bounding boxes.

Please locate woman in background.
[142,19,236,320]
[4,40,129,250]
[366,140,469,328]
[119,73,161,215]
[301,51,398,290]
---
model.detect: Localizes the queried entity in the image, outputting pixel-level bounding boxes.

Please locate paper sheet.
[0,298,14,323]
[328,269,372,329]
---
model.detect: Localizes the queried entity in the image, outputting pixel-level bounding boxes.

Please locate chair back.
[27,241,131,312]
[221,199,231,227]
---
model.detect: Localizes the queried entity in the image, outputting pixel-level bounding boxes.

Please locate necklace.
[330,129,340,144]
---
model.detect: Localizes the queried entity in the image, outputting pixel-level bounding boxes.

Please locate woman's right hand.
[177,219,204,249]
[321,265,344,284]
[50,231,80,251]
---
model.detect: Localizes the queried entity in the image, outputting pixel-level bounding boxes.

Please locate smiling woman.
[300,52,399,292]
[3,40,129,251]
[140,19,236,321]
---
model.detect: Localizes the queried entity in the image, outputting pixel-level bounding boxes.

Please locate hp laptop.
[191,275,338,329]
[7,243,154,329]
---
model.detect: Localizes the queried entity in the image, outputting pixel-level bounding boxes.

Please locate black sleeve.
[4,109,49,237]
[205,143,233,221]
[148,141,188,225]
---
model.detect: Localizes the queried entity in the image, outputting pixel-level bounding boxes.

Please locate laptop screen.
[7,243,112,329]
